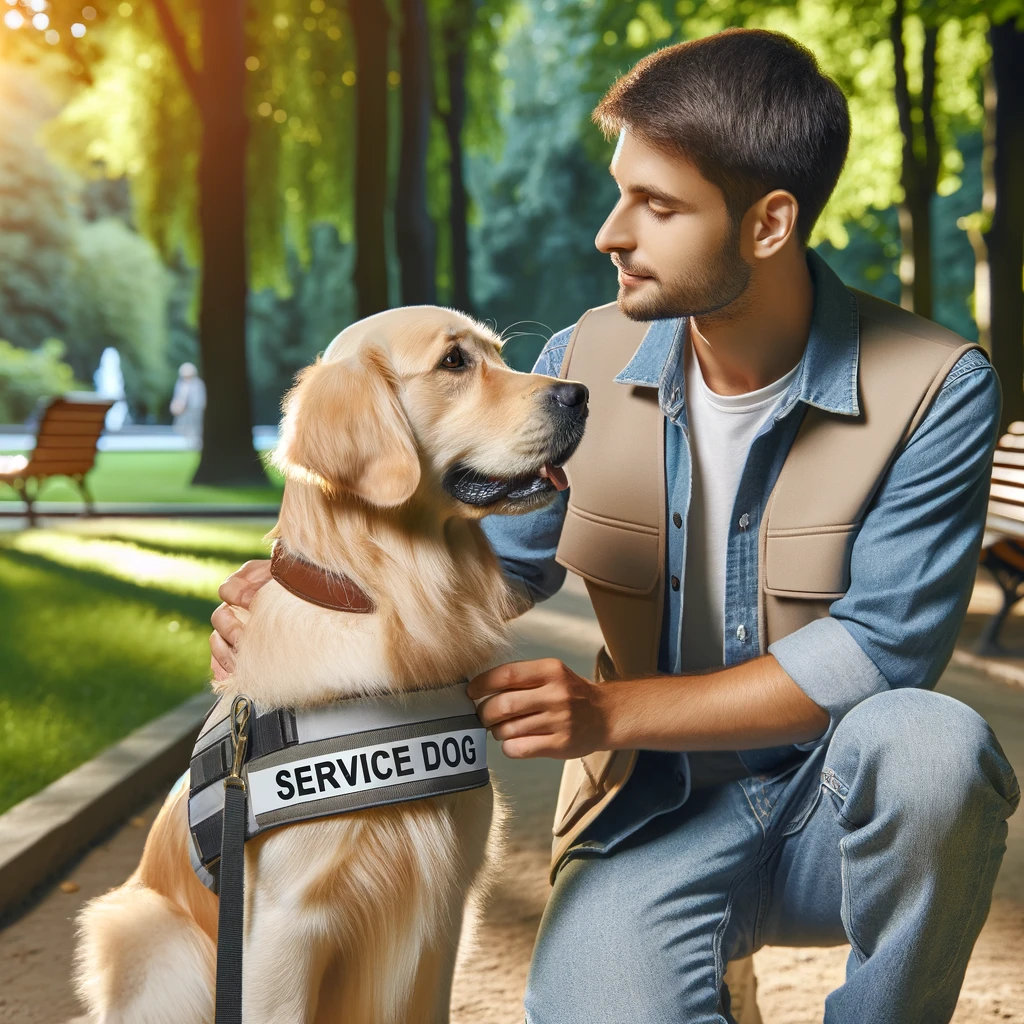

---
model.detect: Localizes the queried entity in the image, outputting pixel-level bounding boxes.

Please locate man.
[211,30,1019,1023]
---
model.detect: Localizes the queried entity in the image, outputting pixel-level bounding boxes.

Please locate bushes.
[0,339,79,424]
[71,217,173,417]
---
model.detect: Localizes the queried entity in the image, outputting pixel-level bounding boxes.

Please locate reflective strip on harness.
[186,683,489,891]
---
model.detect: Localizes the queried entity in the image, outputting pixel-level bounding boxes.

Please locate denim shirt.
[481,251,999,838]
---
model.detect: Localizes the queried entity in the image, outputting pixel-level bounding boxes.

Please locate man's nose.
[594,199,635,254]
[549,382,589,412]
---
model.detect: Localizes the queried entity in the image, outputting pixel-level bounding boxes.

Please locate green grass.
[0,451,284,505]
[0,520,272,814]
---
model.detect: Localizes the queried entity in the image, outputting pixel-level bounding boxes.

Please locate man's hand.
[209,559,272,680]
[467,659,609,760]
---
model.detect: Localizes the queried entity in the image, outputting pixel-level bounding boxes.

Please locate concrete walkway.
[1,575,1021,1023]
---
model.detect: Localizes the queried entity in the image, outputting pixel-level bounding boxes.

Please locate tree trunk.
[396,0,436,306]
[986,18,1024,432]
[891,2,940,321]
[191,0,262,485]
[351,0,392,318]
[963,68,996,355]
[445,30,472,315]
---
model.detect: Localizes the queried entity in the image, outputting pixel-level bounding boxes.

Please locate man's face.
[595,130,752,322]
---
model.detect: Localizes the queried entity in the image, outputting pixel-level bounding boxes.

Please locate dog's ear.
[274,348,421,507]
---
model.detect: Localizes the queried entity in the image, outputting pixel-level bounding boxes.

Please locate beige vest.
[550,292,980,876]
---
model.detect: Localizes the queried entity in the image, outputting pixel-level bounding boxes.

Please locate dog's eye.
[440,348,465,370]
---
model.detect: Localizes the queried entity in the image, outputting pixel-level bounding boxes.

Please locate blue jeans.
[525,689,1020,1024]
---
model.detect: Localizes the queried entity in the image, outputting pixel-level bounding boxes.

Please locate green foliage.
[71,217,173,415]
[47,0,360,294]
[0,339,78,423]
[0,69,79,348]
[470,0,619,344]
[0,65,173,418]
[247,223,356,422]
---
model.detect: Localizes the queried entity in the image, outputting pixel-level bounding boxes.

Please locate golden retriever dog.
[73,305,588,1024]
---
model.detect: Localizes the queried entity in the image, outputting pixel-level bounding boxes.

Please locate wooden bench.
[0,393,114,526]
[978,421,1024,653]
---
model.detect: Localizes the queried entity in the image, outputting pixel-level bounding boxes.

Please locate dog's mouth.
[442,460,570,507]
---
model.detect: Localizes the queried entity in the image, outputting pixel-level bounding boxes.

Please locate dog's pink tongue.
[540,463,569,491]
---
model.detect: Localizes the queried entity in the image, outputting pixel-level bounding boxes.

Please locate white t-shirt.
[680,338,800,672]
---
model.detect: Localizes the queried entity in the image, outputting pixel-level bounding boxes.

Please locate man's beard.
[616,222,752,323]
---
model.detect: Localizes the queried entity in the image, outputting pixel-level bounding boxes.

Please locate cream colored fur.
[74,306,580,1023]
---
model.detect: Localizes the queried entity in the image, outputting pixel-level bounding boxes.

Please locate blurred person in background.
[170,361,206,449]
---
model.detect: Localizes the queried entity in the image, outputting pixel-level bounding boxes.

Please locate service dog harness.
[193,545,490,1023]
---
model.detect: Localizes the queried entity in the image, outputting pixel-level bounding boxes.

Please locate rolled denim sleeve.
[479,326,576,611]
[770,349,1000,746]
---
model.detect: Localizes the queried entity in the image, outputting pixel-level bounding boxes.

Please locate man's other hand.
[210,559,272,680]
[467,659,609,760]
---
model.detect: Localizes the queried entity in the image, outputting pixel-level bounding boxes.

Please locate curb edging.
[0,691,214,919]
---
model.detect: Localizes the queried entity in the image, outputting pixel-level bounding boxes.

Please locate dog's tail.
[74,882,215,1024]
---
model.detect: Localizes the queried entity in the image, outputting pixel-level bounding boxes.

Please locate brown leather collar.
[270,545,375,614]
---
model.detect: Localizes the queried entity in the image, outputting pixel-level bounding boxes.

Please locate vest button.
[739,512,750,530]
[673,511,682,528]
[670,575,680,591]
[736,623,748,642]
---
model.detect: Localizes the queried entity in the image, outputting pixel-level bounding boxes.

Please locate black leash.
[215,694,252,1024]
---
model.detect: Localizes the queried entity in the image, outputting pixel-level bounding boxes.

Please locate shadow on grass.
[0,547,218,625]
[73,533,271,566]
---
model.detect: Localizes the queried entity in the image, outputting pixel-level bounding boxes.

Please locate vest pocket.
[555,504,660,594]
[763,524,858,598]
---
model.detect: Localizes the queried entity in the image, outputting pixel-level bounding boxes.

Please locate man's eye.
[440,348,465,369]
[647,203,673,221]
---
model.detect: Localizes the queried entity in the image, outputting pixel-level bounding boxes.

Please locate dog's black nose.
[550,382,589,409]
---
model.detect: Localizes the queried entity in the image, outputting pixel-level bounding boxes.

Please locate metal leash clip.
[227,694,252,785]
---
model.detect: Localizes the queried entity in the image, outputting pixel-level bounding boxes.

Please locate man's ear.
[750,189,800,258]
[273,348,421,507]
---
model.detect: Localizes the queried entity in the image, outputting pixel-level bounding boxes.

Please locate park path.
[0,575,1021,1024]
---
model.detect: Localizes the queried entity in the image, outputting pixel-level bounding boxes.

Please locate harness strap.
[215,695,251,1024]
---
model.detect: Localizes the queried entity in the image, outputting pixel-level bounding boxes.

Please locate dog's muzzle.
[442,382,588,507]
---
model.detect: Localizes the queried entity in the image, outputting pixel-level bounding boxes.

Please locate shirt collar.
[612,249,861,420]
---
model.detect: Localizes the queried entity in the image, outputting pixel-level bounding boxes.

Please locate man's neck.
[690,246,814,396]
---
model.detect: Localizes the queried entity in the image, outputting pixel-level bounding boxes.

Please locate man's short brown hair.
[593,28,850,243]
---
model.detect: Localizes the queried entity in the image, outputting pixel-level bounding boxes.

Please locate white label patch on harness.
[246,727,487,817]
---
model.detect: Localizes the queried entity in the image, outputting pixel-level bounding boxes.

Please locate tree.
[147,0,263,484]
[0,68,78,350]
[986,13,1024,430]
[14,0,366,476]
[891,0,940,317]
[397,0,438,306]
[471,0,621,343]
[72,217,173,414]
[435,0,476,314]
[351,0,392,317]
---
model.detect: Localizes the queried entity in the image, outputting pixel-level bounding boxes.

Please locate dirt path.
[1,576,1021,1023]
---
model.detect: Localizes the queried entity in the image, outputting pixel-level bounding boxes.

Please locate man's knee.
[826,688,1019,831]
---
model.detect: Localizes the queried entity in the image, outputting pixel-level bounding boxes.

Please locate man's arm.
[469,654,827,759]
[473,350,1000,759]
